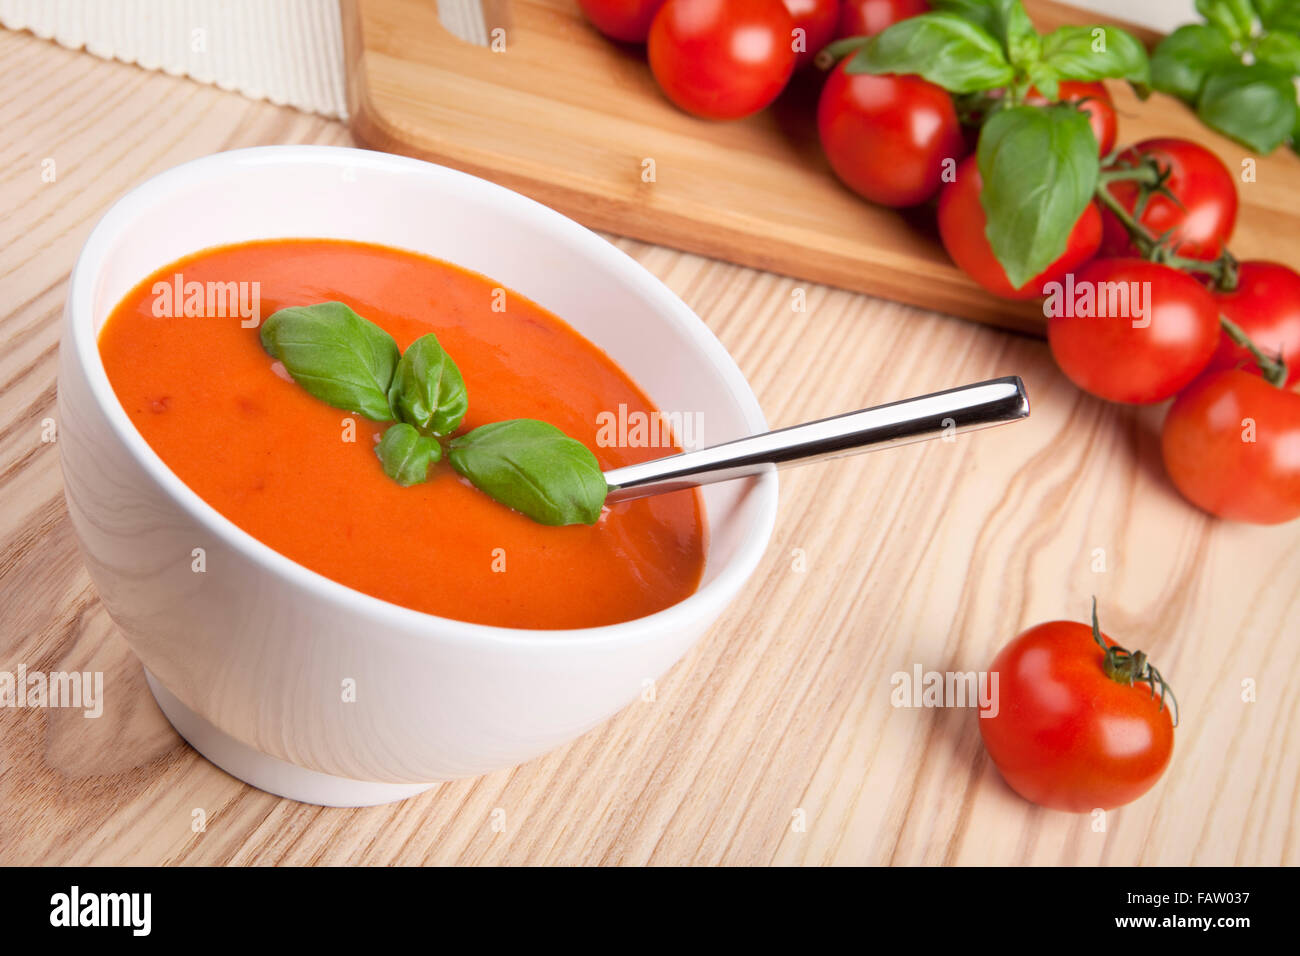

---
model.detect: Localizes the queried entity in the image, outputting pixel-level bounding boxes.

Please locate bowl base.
[144,670,437,807]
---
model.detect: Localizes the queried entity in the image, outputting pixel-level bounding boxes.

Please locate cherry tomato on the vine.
[837,0,929,39]
[1205,261,1300,387]
[1047,258,1220,404]
[1162,369,1300,524]
[648,0,796,120]
[1100,138,1238,262]
[818,62,963,207]
[784,0,840,68]
[979,607,1176,812]
[938,156,1102,299]
[1025,81,1117,156]
[577,0,668,43]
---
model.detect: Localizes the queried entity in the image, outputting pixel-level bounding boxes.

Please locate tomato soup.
[97,239,706,629]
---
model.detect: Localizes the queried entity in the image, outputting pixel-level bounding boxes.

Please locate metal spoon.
[603,376,1029,502]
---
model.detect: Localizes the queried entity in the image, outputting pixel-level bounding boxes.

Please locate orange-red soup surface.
[98,240,706,629]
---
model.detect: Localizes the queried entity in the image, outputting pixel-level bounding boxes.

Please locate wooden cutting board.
[342,0,1300,334]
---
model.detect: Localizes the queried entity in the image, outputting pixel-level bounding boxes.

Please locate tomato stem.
[1094,174,1187,265]
[819,36,870,69]
[1090,598,1179,727]
[1219,314,1290,387]
[1096,164,1161,188]
[1094,174,1289,388]
[1097,162,1237,282]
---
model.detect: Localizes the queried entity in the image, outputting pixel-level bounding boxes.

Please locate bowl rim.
[65,145,779,648]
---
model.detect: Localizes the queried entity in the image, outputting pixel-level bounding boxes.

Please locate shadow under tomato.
[1122,399,1186,502]
[769,68,830,170]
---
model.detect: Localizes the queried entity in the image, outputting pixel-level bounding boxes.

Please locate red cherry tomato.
[577,0,668,43]
[1100,138,1238,261]
[648,0,797,120]
[784,0,840,68]
[980,609,1176,813]
[1205,261,1300,387]
[818,62,963,207]
[1162,369,1300,524]
[938,156,1102,299]
[1025,81,1117,156]
[1047,258,1220,404]
[837,0,929,38]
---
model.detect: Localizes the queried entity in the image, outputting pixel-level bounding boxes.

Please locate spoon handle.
[603,376,1029,503]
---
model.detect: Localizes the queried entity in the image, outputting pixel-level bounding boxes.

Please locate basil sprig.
[1151,0,1300,154]
[260,302,608,525]
[847,1,1151,97]
[449,420,607,527]
[835,0,1148,295]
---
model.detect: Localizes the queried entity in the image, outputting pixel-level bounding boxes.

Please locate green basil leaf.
[1150,24,1239,102]
[990,0,1040,67]
[1258,0,1300,33]
[1197,62,1298,153]
[387,332,468,437]
[821,36,870,63]
[1040,24,1151,86]
[449,419,606,526]
[1195,0,1258,40]
[261,302,399,421]
[1026,61,1060,101]
[931,0,999,34]
[977,104,1100,290]
[375,422,441,486]
[937,1,1039,65]
[845,12,1015,93]
[1254,0,1280,22]
[1256,30,1300,73]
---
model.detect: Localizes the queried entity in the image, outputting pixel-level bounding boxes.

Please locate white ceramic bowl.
[58,146,778,806]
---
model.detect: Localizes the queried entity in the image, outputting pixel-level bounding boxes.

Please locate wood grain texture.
[0,28,1297,866]
[344,0,1300,334]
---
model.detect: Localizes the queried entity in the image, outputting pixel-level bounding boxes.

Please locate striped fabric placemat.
[0,0,350,118]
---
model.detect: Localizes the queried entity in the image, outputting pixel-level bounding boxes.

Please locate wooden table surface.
[1,29,1296,866]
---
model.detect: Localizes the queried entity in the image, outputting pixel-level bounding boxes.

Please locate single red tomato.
[1161,369,1300,524]
[979,605,1177,813]
[837,0,929,38]
[1100,138,1238,261]
[648,0,796,120]
[1025,80,1117,155]
[938,156,1102,299]
[577,0,668,43]
[1205,261,1300,387]
[1047,258,1220,404]
[818,62,963,207]
[784,0,840,68]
